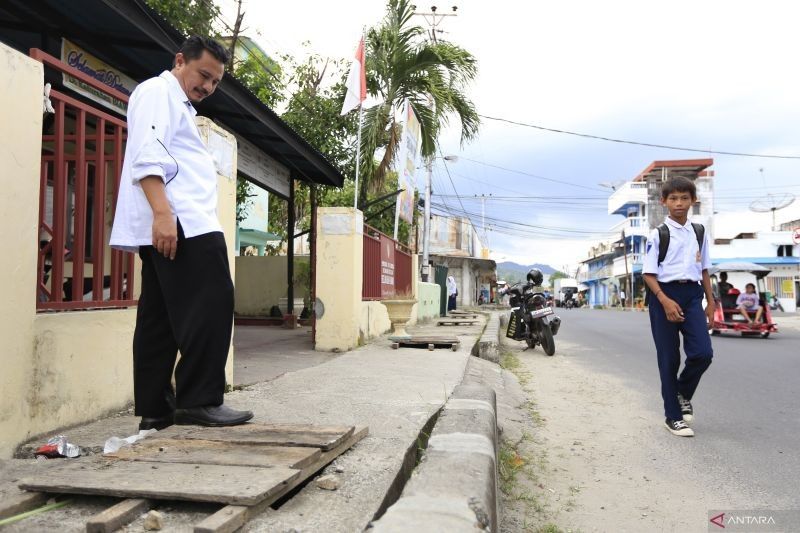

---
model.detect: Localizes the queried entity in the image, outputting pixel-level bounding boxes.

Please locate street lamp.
[421,154,458,282]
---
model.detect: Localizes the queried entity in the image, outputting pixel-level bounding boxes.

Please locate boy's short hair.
[177,36,230,66]
[661,176,697,200]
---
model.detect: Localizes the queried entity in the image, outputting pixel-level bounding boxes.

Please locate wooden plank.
[0,491,48,520]
[18,461,300,506]
[194,506,248,533]
[403,336,459,343]
[194,426,369,533]
[85,498,149,533]
[161,424,354,452]
[106,439,321,470]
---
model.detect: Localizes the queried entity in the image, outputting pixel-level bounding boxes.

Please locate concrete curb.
[370,383,498,532]
[471,312,502,363]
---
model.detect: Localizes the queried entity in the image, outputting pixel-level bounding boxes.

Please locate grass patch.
[498,440,527,495]
[536,524,565,533]
[500,348,533,386]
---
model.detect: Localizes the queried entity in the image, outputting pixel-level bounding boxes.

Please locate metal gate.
[433,264,448,317]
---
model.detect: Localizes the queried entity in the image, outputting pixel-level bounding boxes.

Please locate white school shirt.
[642,217,711,282]
[110,71,222,252]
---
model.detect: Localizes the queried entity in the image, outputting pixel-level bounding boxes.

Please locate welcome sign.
[61,39,137,115]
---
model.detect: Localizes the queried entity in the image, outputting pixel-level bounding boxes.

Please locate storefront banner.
[61,39,137,115]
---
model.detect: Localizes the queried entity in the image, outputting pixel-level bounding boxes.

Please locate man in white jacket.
[110,36,252,430]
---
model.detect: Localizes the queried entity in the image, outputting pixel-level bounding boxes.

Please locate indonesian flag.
[340,37,366,115]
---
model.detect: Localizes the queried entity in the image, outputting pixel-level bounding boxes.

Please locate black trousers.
[133,229,234,417]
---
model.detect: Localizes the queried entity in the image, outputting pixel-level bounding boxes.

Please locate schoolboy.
[643,177,715,437]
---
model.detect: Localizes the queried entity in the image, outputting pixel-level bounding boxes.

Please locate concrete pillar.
[196,117,237,386]
[0,44,43,458]
[315,207,364,352]
[461,261,470,307]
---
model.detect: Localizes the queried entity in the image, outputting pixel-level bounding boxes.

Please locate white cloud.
[221,0,800,265]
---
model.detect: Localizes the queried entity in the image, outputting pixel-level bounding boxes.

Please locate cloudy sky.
[220,0,800,272]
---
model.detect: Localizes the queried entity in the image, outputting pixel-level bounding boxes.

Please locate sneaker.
[678,394,694,423]
[665,418,694,437]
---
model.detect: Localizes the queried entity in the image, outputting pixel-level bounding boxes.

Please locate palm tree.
[358,0,480,208]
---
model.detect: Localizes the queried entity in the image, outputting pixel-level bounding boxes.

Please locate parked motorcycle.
[499,269,562,356]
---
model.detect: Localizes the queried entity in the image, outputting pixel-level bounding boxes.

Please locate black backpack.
[657,222,705,265]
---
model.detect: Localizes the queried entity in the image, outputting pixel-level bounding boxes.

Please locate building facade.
[578,159,715,306]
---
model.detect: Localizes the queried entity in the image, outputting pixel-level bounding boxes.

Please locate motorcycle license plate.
[530,307,553,318]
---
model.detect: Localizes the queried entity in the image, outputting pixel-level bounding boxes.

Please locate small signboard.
[61,39,137,115]
[233,133,291,199]
[380,235,396,298]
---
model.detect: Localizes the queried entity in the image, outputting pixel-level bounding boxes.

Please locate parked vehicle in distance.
[499,269,562,356]
[553,277,578,307]
[709,261,778,339]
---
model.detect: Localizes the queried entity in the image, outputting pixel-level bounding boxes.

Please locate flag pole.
[353,26,366,210]
[354,102,364,210]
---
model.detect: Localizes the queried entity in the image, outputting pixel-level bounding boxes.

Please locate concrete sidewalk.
[1,314,502,532]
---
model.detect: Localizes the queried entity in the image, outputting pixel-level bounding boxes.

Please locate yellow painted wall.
[234,256,309,316]
[28,310,137,427]
[0,45,43,457]
[359,301,392,342]
[315,208,364,351]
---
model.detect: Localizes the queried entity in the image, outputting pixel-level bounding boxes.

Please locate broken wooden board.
[159,424,354,452]
[194,426,369,533]
[437,319,477,326]
[85,498,150,533]
[18,461,300,506]
[391,336,460,351]
[106,438,321,470]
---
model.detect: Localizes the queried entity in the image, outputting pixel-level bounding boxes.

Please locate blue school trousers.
[648,281,713,420]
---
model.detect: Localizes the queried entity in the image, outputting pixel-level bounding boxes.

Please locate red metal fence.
[362,224,413,300]
[31,49,136,311]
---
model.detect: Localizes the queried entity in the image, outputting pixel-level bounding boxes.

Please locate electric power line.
[457,157,608,191]
[478,114,800,160]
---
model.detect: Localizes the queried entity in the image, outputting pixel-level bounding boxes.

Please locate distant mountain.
[496,261,557,284]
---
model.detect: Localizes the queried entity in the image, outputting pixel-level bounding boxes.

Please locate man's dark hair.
[661,176,697,200]
[177,36,230,66]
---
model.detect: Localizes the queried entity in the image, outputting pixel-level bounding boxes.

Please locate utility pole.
[621,230,630,308]
[411,4,459,43]
[413,5,458,281]
[476,193,491,253]
[421,157,433,282]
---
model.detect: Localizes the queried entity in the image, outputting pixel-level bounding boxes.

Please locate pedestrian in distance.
[446,275,458,311]
[110,36,253,431]
[643,177,714,437]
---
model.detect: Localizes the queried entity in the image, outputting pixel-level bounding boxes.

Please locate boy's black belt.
[664,279,698,284]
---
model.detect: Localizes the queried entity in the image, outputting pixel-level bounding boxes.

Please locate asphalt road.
[554,307,800,509]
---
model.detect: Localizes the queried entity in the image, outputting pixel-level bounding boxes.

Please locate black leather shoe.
[139,413,174,431]
[174,405,254,427]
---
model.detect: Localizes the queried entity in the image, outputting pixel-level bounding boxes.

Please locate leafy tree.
[550,271,568,281]
[262,51,359,247]
[358,0,480,208]
[144,0,220,37]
